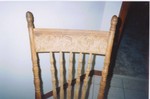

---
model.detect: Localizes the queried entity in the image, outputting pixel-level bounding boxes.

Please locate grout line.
[92,76,95,99]
[92,84,94,99]
[122,78,126,99]
[113,74,148,81]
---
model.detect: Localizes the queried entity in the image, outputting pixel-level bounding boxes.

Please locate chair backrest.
[26,11,118,99]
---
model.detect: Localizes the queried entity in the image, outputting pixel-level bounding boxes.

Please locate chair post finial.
[26,11,34,28]
[110,15,118,32]
[111,15,118,25]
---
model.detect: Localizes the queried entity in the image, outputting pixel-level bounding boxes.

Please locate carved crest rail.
[34,28,109,54]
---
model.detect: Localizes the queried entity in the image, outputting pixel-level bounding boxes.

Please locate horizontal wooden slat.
[34,28,109,54]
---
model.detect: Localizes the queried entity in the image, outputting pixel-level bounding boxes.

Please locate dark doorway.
[113,2,149,79]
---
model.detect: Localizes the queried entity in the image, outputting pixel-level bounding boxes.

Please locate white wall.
[0,1,122,99]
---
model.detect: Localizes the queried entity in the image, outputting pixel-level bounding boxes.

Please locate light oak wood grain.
[26,11,118,99]
[74,52,83,99]
[50,52,57,99]
[67,52,73,99]
[59,51,64,99]
[81,53,93,99]
[98,15,118,99]
[26,11,42,99]
[34,28,109,54]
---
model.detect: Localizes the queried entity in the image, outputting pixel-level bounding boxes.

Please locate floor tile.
[93,84,100,99]
[90,76,95,84]
[71,82,94,99]
[93,75,123,88]
[107,87,125,99]
[86,84,94,99]
[110,77,123,88]
[123,78,148,91]
[93,84,125,99]
[124,89,148,99]
[93,75,101,85]
[48,97,53,99]
[93,74,148,99]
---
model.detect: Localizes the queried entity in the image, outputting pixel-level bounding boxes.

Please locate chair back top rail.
[33,28,109,55]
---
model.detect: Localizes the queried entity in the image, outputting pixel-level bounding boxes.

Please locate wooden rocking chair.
[26,11,118,99]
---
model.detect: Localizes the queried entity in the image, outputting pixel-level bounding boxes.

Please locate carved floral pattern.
[34,30,108,54]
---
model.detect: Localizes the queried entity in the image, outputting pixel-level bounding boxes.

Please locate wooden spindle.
[59,51,64,99]
[67,52,73,99]
[81,53,93,99]
[26,11,42,99]
[98,15,118,99]
[50,52,57,99]
[74,52,83,99]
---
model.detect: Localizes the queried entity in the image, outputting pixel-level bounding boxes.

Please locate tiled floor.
[48,74,148,99]
[92,75,148,99]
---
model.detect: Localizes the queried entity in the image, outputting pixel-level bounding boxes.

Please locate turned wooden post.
[81,53,93,99]
[67,52,73,99]
[98,15,118,99]
[50,52,57,99]
[26,11,42,99]
[59,51,64,99]
[74,52,83,99]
